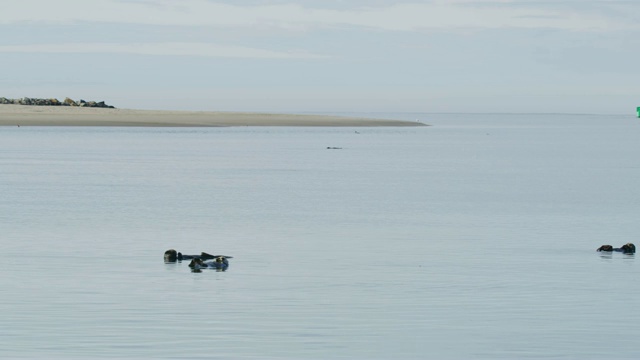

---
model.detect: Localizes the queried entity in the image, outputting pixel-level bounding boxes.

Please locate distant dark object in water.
[188,256,230,271]
[164,249,233,262]
[326,147,342,149]
[597,243,635,254]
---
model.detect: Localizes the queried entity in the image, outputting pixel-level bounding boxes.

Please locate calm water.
[1,113,639,359]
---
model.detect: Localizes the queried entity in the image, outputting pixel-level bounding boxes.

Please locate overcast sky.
[1,0,639,113]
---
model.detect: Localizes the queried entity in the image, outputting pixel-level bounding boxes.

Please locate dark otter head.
[621,243,636,254]
[188,258,204,268]
[597,245,613,252]
[164,249,178,262]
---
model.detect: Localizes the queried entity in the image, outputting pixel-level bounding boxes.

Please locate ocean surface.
[1,113,639,359]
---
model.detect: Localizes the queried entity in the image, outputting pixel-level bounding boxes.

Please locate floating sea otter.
[596,243,636,254]
[188,256,230,271]
[164,249,233,262]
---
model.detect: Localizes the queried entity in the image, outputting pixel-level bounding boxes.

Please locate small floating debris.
[326,147,342,150]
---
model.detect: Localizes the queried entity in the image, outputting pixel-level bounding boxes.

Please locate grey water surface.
[1,113,639,359]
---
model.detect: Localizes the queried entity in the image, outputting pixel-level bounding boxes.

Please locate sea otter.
[596,243,636,254]
[164,249,233,262]
[188,256,230,271]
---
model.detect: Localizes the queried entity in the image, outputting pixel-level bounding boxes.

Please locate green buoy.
[637,107,640,118]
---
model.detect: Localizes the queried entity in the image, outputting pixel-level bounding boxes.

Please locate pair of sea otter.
[164,249,232,270]
[596,243,635,254]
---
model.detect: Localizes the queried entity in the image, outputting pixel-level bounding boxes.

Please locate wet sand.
[0,105,426,127]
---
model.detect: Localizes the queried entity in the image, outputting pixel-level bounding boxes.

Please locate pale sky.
[1,0,639,113]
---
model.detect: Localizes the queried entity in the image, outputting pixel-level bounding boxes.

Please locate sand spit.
[0,105,426,127]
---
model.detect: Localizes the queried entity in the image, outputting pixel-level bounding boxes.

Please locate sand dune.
[0,105,426,127]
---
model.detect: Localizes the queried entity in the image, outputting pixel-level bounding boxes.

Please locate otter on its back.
[188,256,230,270]
[165,249,232,262]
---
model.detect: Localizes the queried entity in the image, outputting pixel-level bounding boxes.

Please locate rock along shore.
[0,97,115,108]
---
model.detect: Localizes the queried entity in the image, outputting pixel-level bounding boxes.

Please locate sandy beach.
[0,105,426,127]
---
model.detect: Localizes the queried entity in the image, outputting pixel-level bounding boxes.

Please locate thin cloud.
[0,0,636,32]
[0,42,328,59]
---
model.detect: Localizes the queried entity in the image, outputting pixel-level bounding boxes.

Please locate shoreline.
[0,104,427,127]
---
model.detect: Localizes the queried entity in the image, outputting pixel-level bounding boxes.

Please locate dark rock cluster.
[0,97,115,108]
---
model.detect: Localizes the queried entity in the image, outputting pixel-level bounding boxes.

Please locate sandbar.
[0,105,426,127]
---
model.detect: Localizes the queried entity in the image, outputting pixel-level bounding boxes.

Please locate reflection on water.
[2,114,640,359]
[598,252,635,260]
